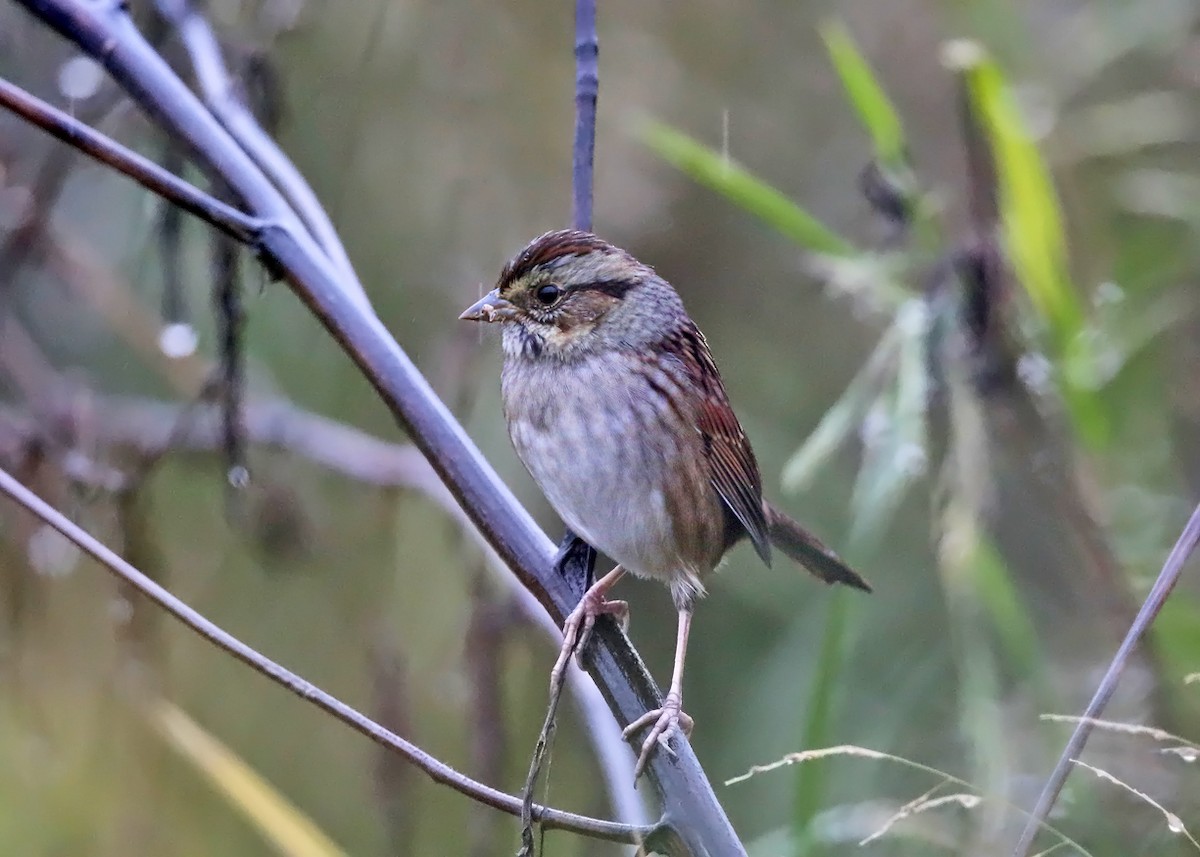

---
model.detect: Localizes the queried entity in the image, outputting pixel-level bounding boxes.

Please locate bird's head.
[460,229,683,360]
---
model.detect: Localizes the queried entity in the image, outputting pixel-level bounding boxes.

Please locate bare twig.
[1012,502,1200,856]
[151,0,368,307]
[520,2,606,851]
[5,4,733,850]
[0,465,645,845]
[0,392,646,826]
[369,635,414,854]
[211,222,246,495]
[571,0,598,233]
[465,580,513,857]
[521,669,570,856]
[0,76,263,244]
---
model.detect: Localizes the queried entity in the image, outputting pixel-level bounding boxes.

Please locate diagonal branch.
[0,76,262,244]
[0,392,645,826]
[152,0,366,307]
[0,465,645,846]
[46,204,647,825]
[5,3,742,851]
[1011,501,1200,856]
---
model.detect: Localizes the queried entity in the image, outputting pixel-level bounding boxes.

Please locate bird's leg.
[622,608,695,781]
[549,566,628,689]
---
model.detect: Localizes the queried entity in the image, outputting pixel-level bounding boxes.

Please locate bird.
[460,229,871,779]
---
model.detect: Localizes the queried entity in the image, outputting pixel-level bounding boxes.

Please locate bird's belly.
[504,359,718,585]
[513,416,682,579]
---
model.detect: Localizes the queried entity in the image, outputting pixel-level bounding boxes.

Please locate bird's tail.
[763,502,872,592]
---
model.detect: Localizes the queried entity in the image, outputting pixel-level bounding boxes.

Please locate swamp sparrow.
[461,230,870,778]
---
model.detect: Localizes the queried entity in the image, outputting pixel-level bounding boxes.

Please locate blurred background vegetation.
[2,0,1200,855]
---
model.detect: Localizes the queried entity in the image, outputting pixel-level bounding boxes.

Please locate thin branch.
[571,0,598,232]
[211,222,246,493]
[0,392,646,825]
[1012,502,1200,856]
[0,465,645,846]
[0,76,263,245]
[6,4,736,851]
[152,0,368,307]
[465,581,513,857]
[521,2,603,849]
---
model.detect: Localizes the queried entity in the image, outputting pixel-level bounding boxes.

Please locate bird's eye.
[535,283,563,305]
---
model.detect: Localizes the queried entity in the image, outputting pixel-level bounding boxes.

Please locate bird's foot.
[570,589,629,661]
[622,693,694,781]
[548,593,629,689]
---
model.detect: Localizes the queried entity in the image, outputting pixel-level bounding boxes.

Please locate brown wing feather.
[677,322,772,565]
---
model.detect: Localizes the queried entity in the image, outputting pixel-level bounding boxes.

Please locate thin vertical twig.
[1011,502,1200,856]
[159,143,189,329]
[571,0,598,233]
[212,225,246,498]
[520,2,615,853]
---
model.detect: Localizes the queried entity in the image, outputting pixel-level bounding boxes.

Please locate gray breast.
[502,351,723,585]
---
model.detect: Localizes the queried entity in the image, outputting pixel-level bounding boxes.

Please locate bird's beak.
[459,289,516,323]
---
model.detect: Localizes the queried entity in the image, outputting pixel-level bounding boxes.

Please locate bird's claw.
[549,595,630,689]
[573,598,629,664]
[623,694,693,781]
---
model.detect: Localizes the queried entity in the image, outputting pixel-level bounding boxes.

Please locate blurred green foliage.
[641,122,856,258]
[645,16,1200,857]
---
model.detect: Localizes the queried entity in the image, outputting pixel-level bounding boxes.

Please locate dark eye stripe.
[576,279,639,298]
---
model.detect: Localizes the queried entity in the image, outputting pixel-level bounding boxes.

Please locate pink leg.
[548,566,629,690]
[622,608,694,780]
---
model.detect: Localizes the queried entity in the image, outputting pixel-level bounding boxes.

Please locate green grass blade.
[949,41,1110,447]
[950,42,1085,351]
[971,537,1045,683]
[820,20,906,167]
[641,120,856,257]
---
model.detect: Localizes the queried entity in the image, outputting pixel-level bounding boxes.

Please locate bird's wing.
[677,322,772,565]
